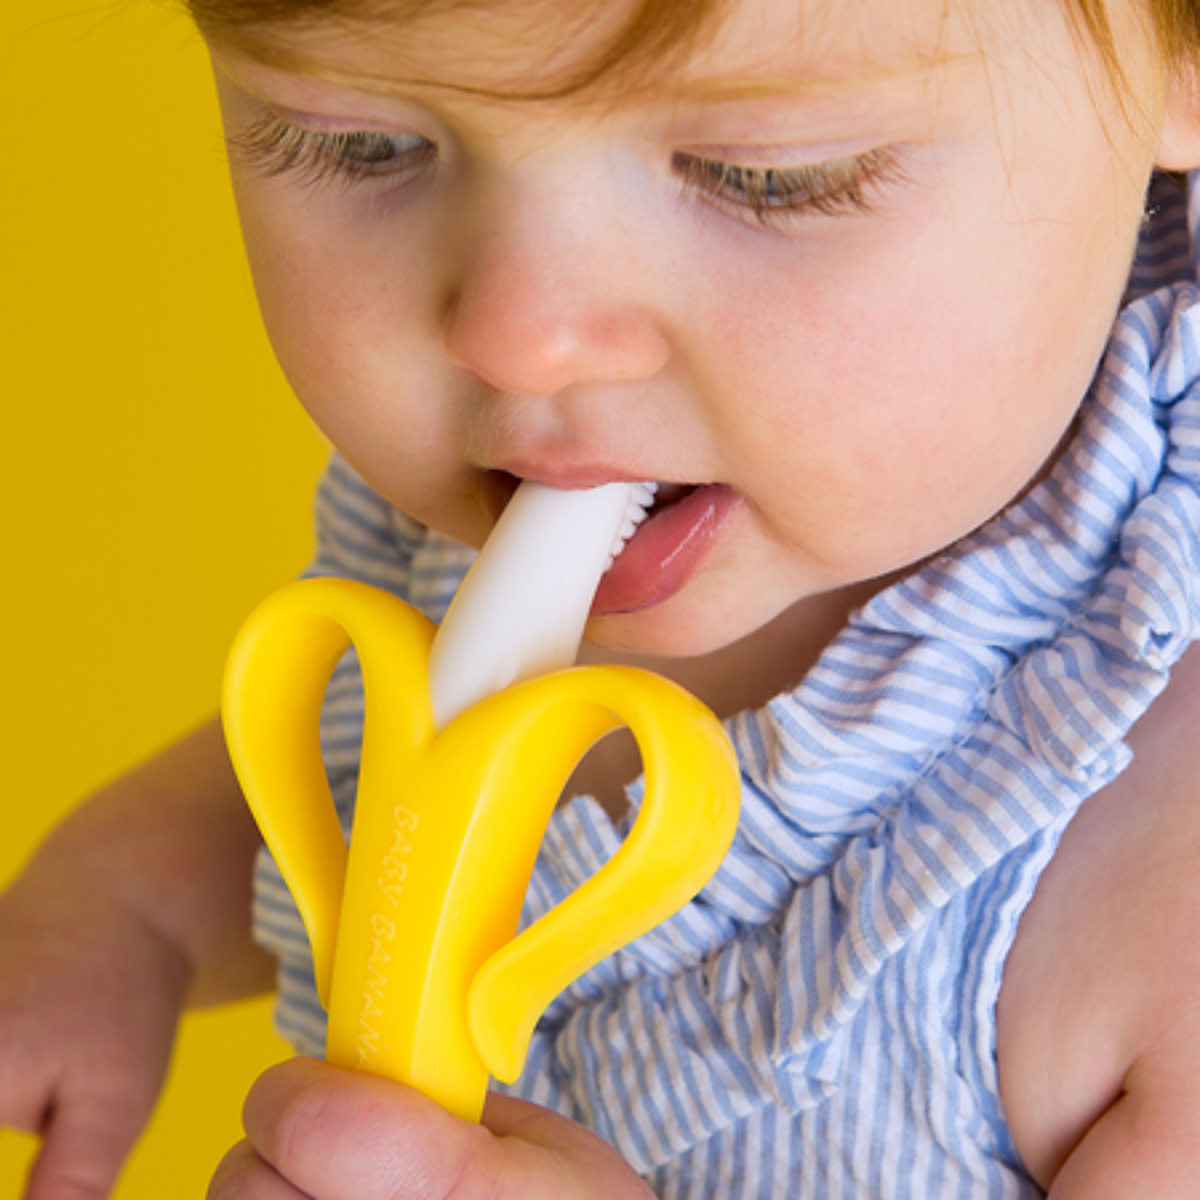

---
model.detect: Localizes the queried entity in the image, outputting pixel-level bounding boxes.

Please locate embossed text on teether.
[356,804,419,1069]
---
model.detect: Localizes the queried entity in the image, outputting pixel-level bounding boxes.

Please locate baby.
[5,0,1200,1196]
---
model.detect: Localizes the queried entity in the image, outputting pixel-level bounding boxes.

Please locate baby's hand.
[209,1057,656,1200]
[0,868,189,1200]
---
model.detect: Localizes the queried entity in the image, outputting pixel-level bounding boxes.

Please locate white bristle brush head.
[428,480,659,729]
[605,481,658,569]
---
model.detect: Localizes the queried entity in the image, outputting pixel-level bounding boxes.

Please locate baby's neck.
[586,577,885,718]
[570,578,886,820]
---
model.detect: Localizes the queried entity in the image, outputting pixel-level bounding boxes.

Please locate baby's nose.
[441,201,670,396]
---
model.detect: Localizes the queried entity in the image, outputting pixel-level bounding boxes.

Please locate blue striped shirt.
[254,171,1200,1197]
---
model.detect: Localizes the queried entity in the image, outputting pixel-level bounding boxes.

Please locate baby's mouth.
[593,481,736,615]
[483,471,695,523]
[479,470,523,528]
[646,482,699,511]
[479,471,733,614]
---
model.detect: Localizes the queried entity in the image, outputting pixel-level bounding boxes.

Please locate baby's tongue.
[591,483,734,615]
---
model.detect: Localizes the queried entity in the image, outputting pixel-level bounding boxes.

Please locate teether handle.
[222,580,437,1007]
[223,579,741,1121]
[462,667,741,1083]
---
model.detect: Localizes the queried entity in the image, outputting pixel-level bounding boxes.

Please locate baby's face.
[209,0,1173,657]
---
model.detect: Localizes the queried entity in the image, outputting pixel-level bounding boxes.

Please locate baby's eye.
[673,147,903,227]
[322,130,428,173]
[228,113,437,188]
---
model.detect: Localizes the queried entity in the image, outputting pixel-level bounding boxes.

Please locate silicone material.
[223,577,740,1120]
[428,480,655,728]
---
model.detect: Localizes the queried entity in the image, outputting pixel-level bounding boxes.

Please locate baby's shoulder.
[996,643,1200,1192]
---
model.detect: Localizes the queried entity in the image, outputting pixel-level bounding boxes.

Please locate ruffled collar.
[508,173,1200,1169]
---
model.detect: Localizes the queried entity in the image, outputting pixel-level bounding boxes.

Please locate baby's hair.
[1070,0,1200,83]
[189,0,1200,99]
[187,0,725,99]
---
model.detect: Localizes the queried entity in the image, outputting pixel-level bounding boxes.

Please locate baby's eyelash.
[227,112,436,188]
[674,147,905,225]
[227,112,901,223]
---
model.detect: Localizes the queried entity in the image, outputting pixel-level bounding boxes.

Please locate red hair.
[186,0,1200,99]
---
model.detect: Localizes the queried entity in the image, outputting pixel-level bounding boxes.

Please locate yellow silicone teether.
[222,483,740,1120]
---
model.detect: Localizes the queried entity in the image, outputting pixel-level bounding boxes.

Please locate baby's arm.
[209,1057,655,1200]
[1042,1056,1200,1199]
[0,719,274,1200]
[999,644,1200,1196]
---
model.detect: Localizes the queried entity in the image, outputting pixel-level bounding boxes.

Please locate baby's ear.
[1157,65,1200,169]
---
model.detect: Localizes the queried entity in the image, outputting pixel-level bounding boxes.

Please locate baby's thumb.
[239,1057,497,1199]
[238,1058,653,1200]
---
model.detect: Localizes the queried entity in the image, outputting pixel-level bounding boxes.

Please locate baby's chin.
[580,620,727,665]
[582,586,788,663]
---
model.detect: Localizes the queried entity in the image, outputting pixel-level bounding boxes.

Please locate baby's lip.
[592,482,738,615]
[480,466,694,524]
[475,467,731,614]
[487,458,654,490]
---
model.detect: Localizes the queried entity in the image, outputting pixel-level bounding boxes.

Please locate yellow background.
[2,0,328,1193]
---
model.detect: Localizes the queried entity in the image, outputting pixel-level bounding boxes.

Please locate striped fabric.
[254,171,1200,1196]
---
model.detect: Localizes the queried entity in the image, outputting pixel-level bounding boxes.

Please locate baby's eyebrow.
[660,53,981,103]
[214,51,979,122]
[202,9,981,113]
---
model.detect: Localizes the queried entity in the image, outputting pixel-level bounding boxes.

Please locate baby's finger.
[241,1058,497,1200]
[21,1100,136,1200]
[208,1139,310,1200]
[481,1091,656,1192]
